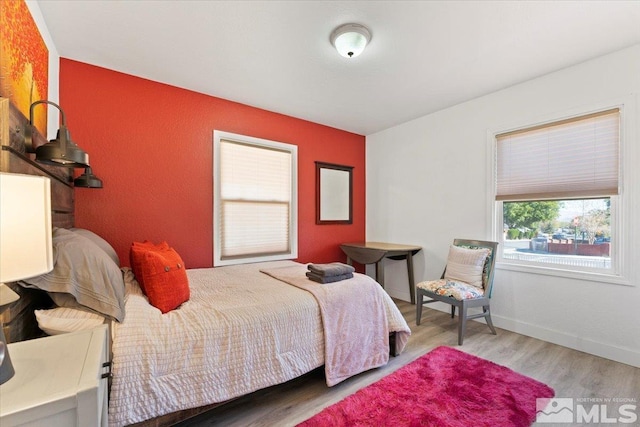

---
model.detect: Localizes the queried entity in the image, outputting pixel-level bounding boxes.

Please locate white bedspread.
[108,261,410,426]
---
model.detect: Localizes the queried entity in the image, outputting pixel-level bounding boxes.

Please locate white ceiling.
[37,1,640,136]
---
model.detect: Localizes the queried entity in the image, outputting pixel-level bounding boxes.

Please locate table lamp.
[0,173,53,385]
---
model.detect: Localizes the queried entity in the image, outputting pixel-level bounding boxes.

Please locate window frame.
[213,130,298,267]
[487,98,635,286]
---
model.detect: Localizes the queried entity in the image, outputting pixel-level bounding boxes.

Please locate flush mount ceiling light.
[330,23,371,58]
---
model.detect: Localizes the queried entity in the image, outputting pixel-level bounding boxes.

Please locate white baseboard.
[419,303,640,368]
[491,314,640,368]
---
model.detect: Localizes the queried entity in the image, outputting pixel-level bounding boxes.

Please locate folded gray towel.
[306,271,354,284]
[307,262,355,277]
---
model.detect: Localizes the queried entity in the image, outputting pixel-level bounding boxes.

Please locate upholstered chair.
[416,239,498,345]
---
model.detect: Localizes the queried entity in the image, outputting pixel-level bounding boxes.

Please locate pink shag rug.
[298,346,554,427]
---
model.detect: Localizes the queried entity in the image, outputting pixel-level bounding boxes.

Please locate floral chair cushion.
[417,278,485,301]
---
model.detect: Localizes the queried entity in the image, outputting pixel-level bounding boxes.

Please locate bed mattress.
[109,261,324,426]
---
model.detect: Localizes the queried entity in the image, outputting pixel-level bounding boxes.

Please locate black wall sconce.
[26,100,103,188]
[74,167,103,188]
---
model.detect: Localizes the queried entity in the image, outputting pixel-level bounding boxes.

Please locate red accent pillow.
[129,241,190,313]
[130,241,169,294]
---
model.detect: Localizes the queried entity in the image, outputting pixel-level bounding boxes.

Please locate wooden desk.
[340,242,422,304]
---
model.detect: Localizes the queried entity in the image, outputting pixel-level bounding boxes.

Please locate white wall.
[366,45,640,367]
[26,0,59,140]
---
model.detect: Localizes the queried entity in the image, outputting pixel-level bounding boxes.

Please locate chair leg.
[458,305,467,345]
[484,305,497,335]
[416,293,423,326]
[450,305,455,318]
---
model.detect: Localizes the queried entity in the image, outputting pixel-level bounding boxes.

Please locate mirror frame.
[315,161,353,225]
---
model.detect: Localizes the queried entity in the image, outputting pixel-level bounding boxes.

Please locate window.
[213,131,297,266]
[494,108,620,275]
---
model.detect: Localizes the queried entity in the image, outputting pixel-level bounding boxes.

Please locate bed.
[18,235,411,426]
[1,98,411,426]
[109,260,410,425]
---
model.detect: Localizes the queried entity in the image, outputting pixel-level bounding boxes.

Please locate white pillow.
[444,245,490,289]
[35,307,105,335]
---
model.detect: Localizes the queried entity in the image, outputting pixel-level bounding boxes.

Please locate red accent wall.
[59,59,365,268]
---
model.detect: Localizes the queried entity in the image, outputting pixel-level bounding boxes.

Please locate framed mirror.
[316,161,353,224]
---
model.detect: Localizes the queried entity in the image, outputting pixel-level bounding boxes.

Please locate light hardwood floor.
[177,300,640,426]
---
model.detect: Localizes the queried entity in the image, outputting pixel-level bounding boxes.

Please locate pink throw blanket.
[261,264,389,386]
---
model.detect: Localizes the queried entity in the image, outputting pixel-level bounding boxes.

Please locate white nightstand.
[0,325,110,427]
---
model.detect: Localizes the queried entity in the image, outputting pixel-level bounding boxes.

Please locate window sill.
[495,261,633,287]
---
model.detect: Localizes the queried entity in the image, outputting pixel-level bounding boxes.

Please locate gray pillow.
[71,227,120,266]
[21,228,125,322]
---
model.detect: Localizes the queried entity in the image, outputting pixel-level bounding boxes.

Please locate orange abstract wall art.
[0,0,49,135]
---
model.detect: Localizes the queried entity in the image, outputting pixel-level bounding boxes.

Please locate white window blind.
[496,108,620,201]
[219,139,292,259]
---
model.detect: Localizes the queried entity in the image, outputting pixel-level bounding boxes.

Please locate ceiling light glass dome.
[330,23,372,58]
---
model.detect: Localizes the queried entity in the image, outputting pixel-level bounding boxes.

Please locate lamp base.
[0,326,15,385]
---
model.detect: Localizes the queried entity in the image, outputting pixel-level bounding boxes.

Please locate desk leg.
[407,252,416,304]
[376,261,385,289]
[345,256,353,266]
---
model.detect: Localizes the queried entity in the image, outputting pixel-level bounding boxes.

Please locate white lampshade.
[0,173,53,284]
[330,23,371,58]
